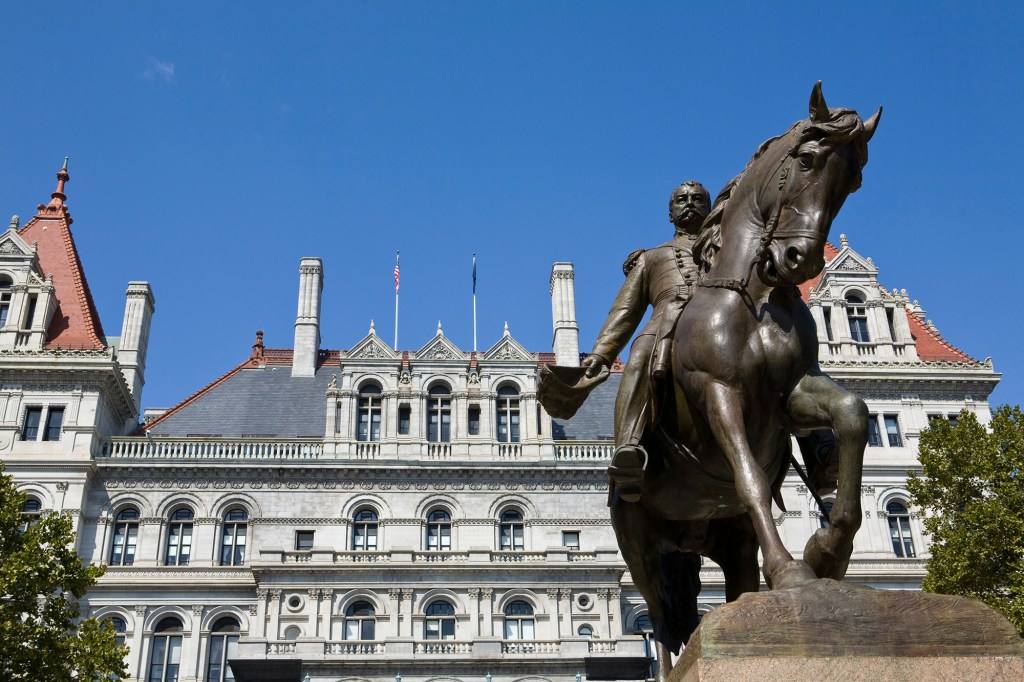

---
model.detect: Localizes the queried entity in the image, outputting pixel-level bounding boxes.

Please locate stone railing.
[412,551,468,563]
[588,640,617,653]
[333,551,392,564]
[267,642,296,655]
[554,441,613,461]
[257,547,616,566]
[501,640,560,654]
[325,642,386,655]
[491,551,547,563]
[99,437,323,460]
[414,641,473,654]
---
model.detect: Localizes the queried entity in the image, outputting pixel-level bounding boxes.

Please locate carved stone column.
[190,604,205,681]
[131,605,147,680]
[468,588,481,637]
[308,588,323,638]
[139,516,164,567]
[388,588,401,638]
[608,588,621,637]
[559,589,573,636]
[454,392,469,439]
[547,588,561,639]
[596,588,610,638]
[400,588,414,637]
[320,589,334,639]
[481,588,493,637]
[268,589,282,640]
[254,588,269,638]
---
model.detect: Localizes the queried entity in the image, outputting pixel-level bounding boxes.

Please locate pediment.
[824,248,877,276]
[415,334,466,362]
[483,334,532,362]
[348,334,398,360]
[0,230,33,258]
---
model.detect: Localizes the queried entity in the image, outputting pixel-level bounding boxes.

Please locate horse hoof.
[769,560,817,590]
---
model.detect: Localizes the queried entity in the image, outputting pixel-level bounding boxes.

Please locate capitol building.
[1,165,1000,681]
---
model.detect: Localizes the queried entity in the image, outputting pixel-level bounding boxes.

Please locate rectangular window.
[23,295,37,329]
[562,531,580,550]
[886,308,897,341]
[867,414,882,447]
[822,307,834,341]
[295,530,315,551]
[398,405,411,435]
[468,406,480,436]
[947,413,959,427]
[21,407,42,441]
[0,290,10,328]
[884,414,902,447]
[43,407,64,441]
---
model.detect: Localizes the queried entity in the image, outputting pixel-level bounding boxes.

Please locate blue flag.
[472,253,477,295]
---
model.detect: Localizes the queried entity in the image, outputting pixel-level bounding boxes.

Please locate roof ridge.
[140,358,253,434]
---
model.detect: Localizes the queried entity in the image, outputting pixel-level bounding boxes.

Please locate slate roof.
[146,364,335,437]
[551,372,619,441]
[18,163,106,350]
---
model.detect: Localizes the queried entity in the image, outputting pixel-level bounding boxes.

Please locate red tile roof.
[18,166,106,350]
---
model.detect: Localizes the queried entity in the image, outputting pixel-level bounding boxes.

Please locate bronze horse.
[610,83,881,680]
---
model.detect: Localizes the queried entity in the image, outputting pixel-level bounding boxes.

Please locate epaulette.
[622,248,645,276]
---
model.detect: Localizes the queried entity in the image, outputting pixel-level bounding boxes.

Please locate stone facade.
[1,169,1000,682]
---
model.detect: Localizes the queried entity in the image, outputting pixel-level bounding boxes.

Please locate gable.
[415,334,466,361]
[483,334,532,362]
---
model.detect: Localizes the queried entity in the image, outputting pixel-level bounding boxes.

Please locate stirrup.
[610,446,648,502]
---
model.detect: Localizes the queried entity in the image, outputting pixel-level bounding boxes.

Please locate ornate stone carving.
[192,604,204,616]
[55,481,69,492]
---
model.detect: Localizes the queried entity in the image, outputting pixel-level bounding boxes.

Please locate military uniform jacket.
[590,234,700,364]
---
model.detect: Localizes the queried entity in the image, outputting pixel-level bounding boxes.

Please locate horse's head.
[757,83,881,286]
[696,83,881,289]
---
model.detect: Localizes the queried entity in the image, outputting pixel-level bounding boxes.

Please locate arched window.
[148,617,183,682]
[818,500,834,529]
[344,601,376,640]
[165,508,194,566]
[424,600,456,640]
[503,600,535,640]
[220,508,248,566]
[110,507,140,565]
[206,616,240,682]
[19,497,42,533]
[427,384,452,443]
[578,624,594,638]
[353,509,379,551]
[426,509,452,551]
[357,383,383,442]
[499,509,525,551]
[887,501,915,558]
[106,615,128,647]
[283,625,302,641]
[632,614,653,633]
[0,277,12,328]
[496,385,521,443]
[846,293,870,342]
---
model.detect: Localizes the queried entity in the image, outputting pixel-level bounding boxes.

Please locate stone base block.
[671,579,1024,682]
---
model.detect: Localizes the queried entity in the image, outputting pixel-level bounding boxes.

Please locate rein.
[698,145,797,293]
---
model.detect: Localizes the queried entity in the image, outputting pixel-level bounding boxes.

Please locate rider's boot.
[609,445,648,503]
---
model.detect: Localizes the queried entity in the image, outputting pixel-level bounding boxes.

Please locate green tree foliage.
[908,405,1024,635]
[0,464,127,680]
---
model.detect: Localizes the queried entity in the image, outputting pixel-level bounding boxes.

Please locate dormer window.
[357,383,383,442]
[846,293,869,342]
[0,277,11,327]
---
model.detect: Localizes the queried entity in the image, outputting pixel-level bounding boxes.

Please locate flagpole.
[394,251,400,351]
[472,253,477,353]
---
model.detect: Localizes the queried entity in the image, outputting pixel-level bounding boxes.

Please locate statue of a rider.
[580,181,711,502]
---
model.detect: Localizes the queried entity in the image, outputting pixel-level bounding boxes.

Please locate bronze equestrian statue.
[540,83,880,681]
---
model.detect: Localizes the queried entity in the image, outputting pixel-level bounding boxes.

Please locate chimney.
[292,257,323,377]
[549,262,579,367]
[119,282,155,413]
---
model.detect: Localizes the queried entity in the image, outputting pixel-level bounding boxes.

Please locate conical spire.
[37,157,72,223]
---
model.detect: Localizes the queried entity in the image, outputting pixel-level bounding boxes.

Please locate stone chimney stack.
[292,257,323,377]
[550,262,580,367]
[119,282,155,413]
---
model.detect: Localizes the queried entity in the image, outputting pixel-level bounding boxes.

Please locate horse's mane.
[694,109,869,272]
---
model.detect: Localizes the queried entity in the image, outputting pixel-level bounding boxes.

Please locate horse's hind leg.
[703,382,816,589]
[707,514,761,601]
[785,371,867,579]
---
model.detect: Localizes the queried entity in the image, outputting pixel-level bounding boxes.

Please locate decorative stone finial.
[839,234,849,249]
[369,320,376,336]
[503,321,510,337]
[37,158,73,223]
[866,257,874,266]
[250,330,265,361]
[328,374,338,389]
[8,215,18,231]
[437,320,443,335]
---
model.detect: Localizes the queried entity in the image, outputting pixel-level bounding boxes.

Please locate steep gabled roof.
[17,162,106,350]
[905,311,976,363]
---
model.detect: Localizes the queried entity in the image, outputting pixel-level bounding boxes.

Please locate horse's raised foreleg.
[785,371,867,579]
[704,382,816,589]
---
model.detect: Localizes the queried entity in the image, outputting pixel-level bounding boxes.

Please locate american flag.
[394,252,400,292]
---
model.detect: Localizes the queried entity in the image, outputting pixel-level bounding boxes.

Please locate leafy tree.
[908,405,1024,635]
[0,464,127,680]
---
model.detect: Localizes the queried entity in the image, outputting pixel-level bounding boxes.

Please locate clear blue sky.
[2,3,1022,410]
